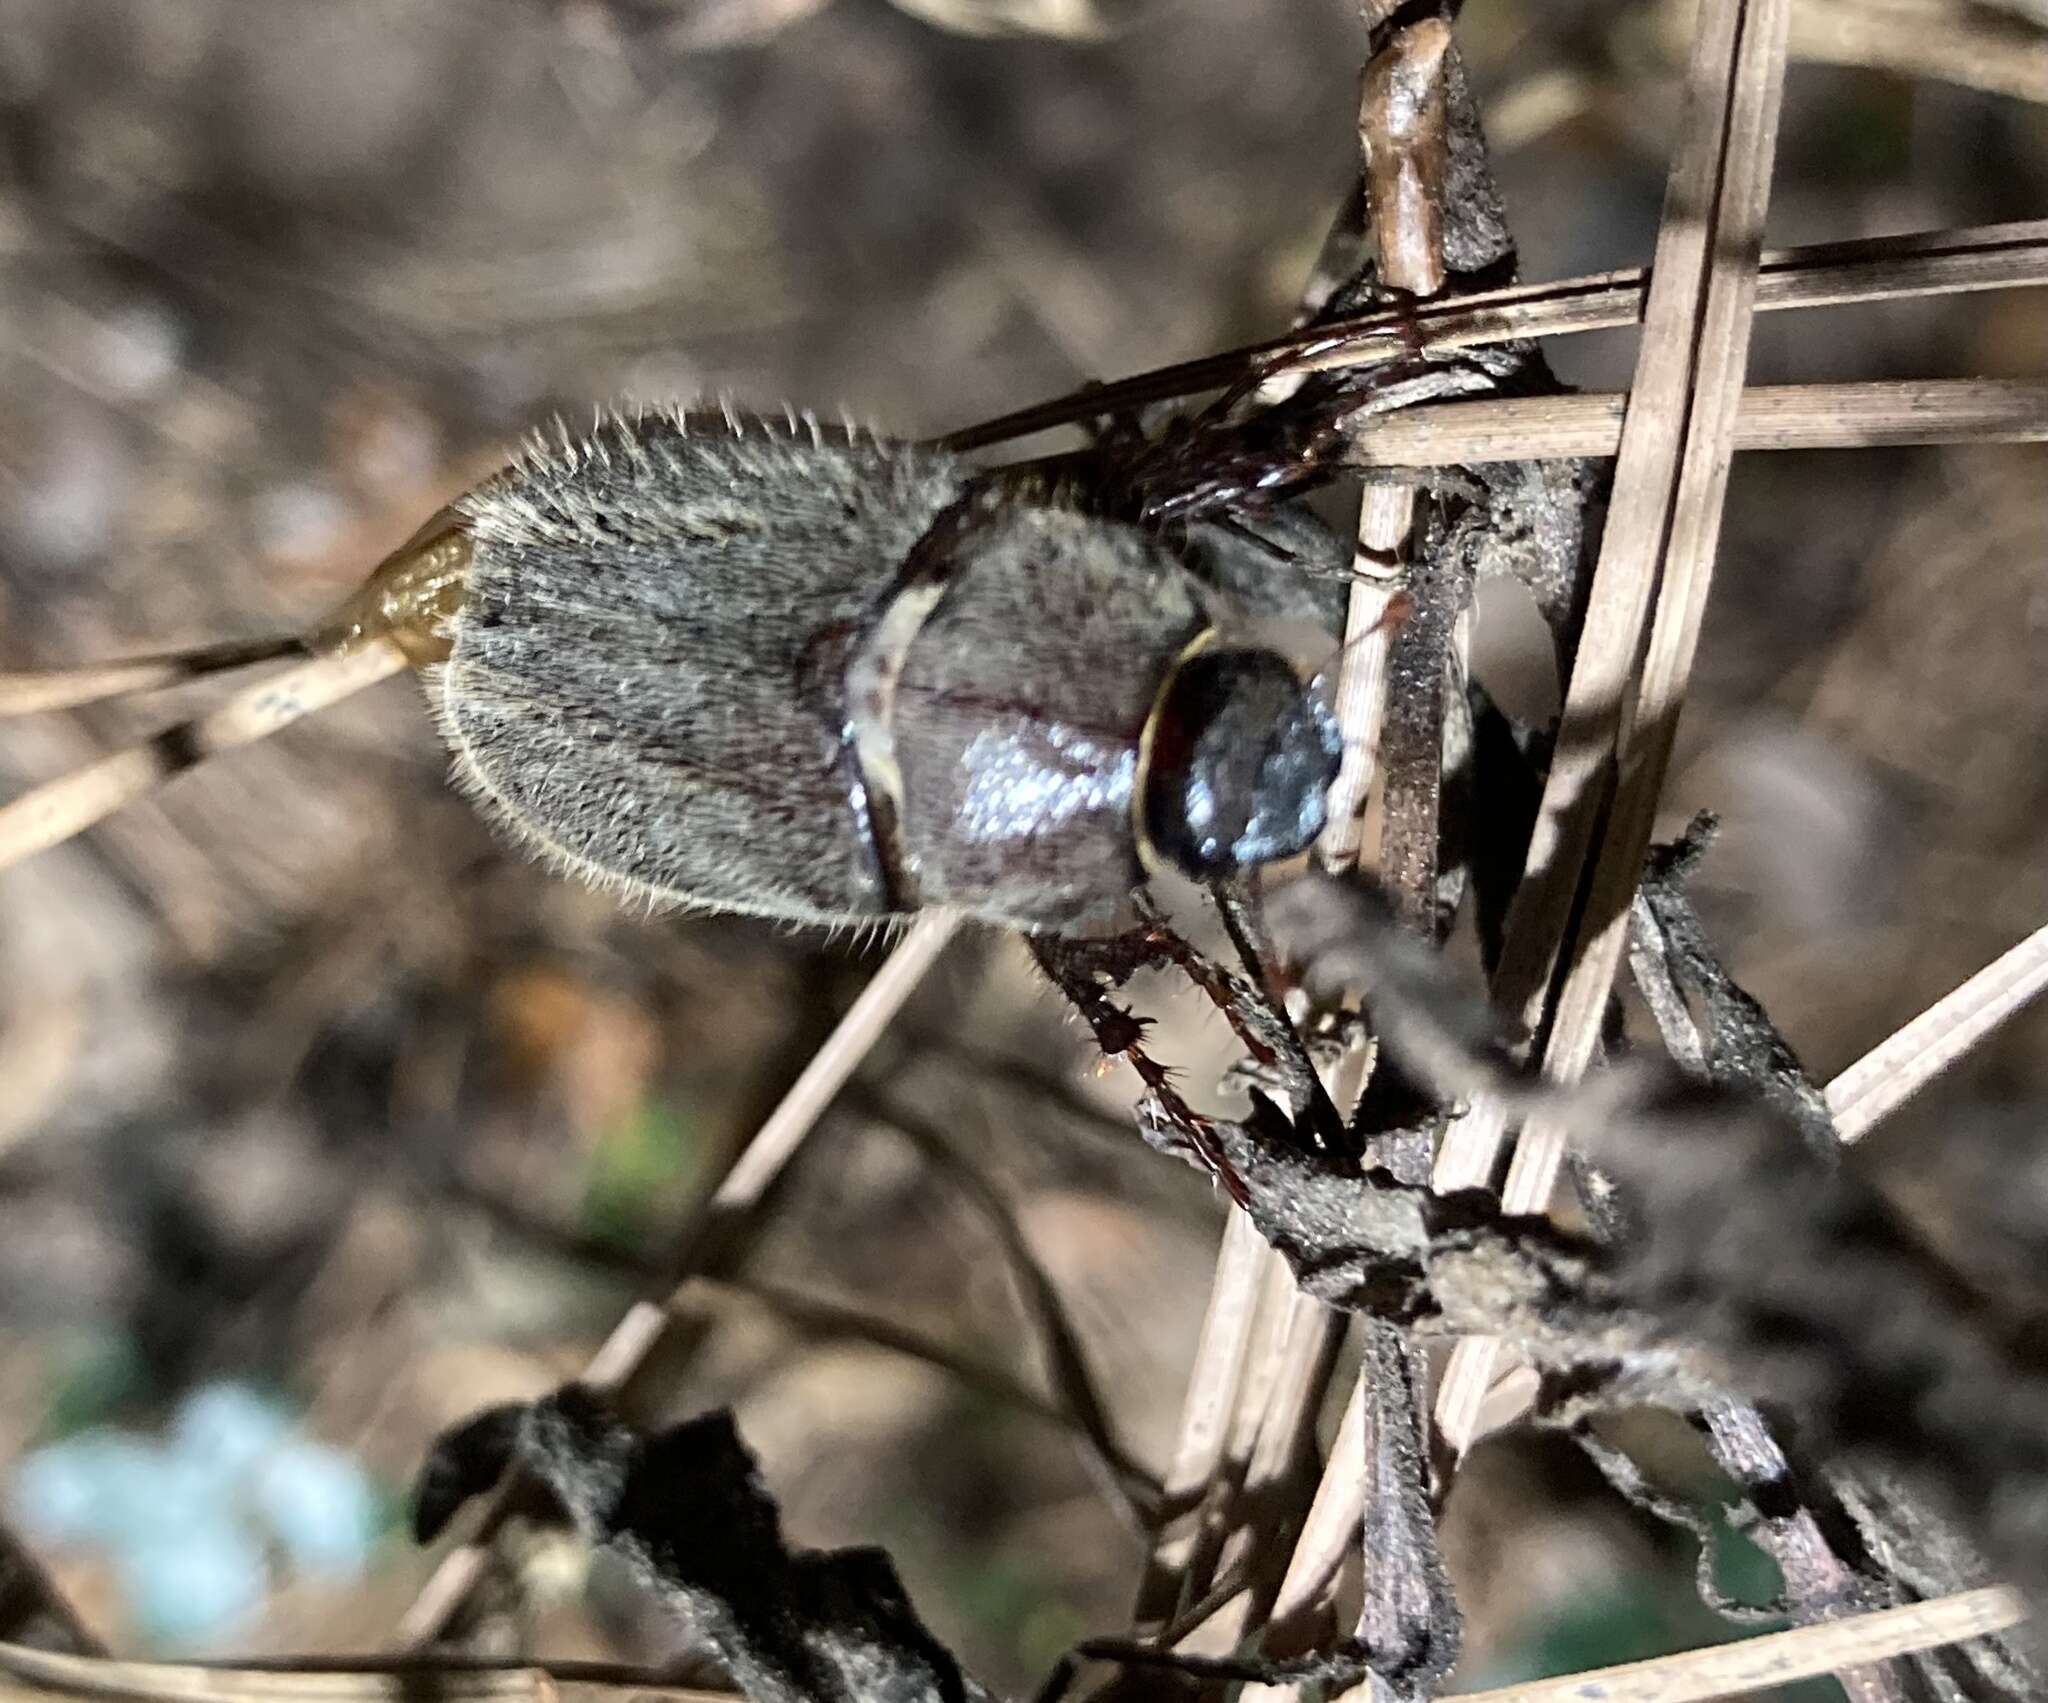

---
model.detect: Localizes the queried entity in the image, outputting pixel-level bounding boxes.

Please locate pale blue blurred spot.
[251,1440,378,1577]
[10,1430,162,1547]
[117,1521,267,1649]
[170,1381,293,1484]
[129,1449,237,1539]
[14,1385,379,1639]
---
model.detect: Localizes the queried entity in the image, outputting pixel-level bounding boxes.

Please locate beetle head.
[1139,643,1342,881]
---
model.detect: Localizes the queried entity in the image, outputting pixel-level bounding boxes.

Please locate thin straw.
[0,634,305,717]
[0,639,410,871]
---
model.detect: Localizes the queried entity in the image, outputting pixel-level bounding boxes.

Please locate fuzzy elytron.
[0,405,1349,933]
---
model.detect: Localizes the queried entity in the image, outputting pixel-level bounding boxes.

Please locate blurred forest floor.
[0,0,2045,1689]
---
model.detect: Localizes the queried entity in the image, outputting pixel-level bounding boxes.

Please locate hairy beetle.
[0,400,1358,933]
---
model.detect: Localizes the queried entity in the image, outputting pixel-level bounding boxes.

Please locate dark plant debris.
[415,1386,986,1703]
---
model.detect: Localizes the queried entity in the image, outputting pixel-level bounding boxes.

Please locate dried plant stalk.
[1273,224,2048,383]
[0,641,410,871]
[1358,19,1452,297]
[1439,1585,2023,1703]
[1177,1237,1311,1614]
[1788,0,2048,102]
[0,635,304,717]
[1214,1293,1345,1624]
[1349,378,2048,464]
[692,912,960,1225]
[8,1584,2011,1703]
[1318,490,1417,868]
[942,221,2048,450]
[1251,1369,1370,1641]
[1256,8,1477,1697]
[1505,0,1792,1071]
[1434,0,1791,1460]
[0,1641,735,1703]
[1320,0,1461,885]
[1132,1209,1277,1631]
[1829,919,2048,1141]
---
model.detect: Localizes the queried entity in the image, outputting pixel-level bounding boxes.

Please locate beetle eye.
[1141,646,1343,880]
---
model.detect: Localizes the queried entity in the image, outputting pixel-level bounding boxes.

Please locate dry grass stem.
[943,221,2048,450]
[1266,10,1459,1691]
[1358,19,1452,298]
[1787,0,2048,102]
[1440,1585,2024,1703]
[1435,0,1790,1447]
[1469,1364,1543,1442]
[1132,1209,1276,1632]
[0,640,411,872]
[1276,221,2047,381]
[1509,0,1792,1072]
[1194,1248,1313,1570]
[1215,1293,1345,1619]
[1264,1367,1370,1634]
[1319,0,1450,875]
[0,636,305,717]
[1349,378,2048,463]
[11,1589,2014,1703]
[1319,490,1417,871]
[0,1641,734,1703]
[1828,919,2048,1141]
[628,913,964,1317]
[686,911,962,1220]
[1428,1324,1507,1462]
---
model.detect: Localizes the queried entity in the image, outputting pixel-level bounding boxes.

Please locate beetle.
[0,388,1380,935]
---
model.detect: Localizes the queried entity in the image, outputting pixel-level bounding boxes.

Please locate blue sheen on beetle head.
[1142,646,1343,880]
